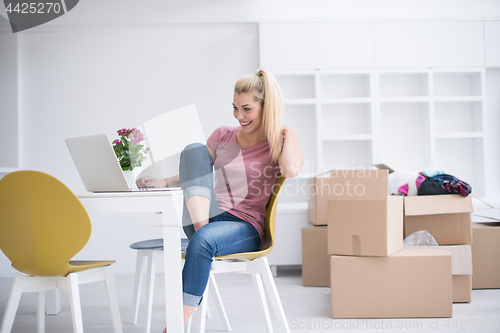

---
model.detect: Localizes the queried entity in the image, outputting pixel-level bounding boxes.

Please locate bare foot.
[163,329,166,333]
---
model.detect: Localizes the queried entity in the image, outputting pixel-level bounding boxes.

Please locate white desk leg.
[163,217,184,332]
[46,289,61,315]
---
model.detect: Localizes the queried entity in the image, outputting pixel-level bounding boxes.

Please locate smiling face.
[232,92,263,135]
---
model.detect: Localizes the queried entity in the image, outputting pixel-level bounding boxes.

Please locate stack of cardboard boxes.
[303,169,462,318]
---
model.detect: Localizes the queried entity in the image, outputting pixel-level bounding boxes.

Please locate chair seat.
[130,238,189,251]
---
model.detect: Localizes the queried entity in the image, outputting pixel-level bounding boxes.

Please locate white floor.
[1,267,499,333]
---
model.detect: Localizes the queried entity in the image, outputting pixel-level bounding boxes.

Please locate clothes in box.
[328,169,403,257]
[404,195,472,245]
[330,247,452,318]
[302,226,329,287]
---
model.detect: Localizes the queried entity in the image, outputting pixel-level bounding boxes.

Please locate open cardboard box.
[328,169,403,257]
[404,195,473,245]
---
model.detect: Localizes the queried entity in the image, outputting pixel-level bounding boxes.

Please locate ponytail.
[234,69,283,162]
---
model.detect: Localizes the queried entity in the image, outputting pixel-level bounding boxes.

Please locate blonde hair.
[234,69,283,162]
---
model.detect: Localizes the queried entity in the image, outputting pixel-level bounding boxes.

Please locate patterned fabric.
[418,173,472,197]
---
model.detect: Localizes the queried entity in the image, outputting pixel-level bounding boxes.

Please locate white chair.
[130,238,231,333]
[130,106,230,332]
[0,171,123,333]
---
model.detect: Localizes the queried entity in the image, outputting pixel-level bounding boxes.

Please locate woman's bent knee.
[181,143,206,155]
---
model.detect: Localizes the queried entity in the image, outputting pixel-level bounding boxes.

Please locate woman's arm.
[278,125,303,178]
[136,174,180,188]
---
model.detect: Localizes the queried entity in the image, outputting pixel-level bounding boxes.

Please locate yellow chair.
[193,175,290,333]
[0,171,123,333]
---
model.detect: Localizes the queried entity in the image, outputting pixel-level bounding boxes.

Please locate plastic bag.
[387,172,419,195]
[403,230,438,246]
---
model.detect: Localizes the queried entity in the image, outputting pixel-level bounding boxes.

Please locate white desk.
[78,190,184,332]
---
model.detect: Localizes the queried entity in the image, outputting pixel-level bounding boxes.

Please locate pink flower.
[129,128,145,145]
[112,139,122,145]
[117,128,131,137]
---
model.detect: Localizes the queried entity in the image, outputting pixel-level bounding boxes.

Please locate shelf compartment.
[379,103,431,173]
[380,73,429,98]
[323,140,373,170]
[321,74,370,99]
[283,104,316,169]
[434,101,483,134]
[434,137,485,197]
[433,72,482,97]
[276,74,316,99]
[321,103,372,137]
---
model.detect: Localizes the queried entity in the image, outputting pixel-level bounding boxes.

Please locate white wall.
[1,0,499,276]
[0,22,259,276]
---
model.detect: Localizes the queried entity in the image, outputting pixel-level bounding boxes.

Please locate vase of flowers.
[112,128,149,186]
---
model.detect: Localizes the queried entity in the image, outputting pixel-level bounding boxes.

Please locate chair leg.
[103,266,124,333]
[143,251,157,333]
[196,281,209,333]
[0,274,25,333]
[208,273,231,331]
[251,274,273,333]
[66,273,84,333]
[256,257,290,333]
[132,251,147,324]
[37,291,46,333]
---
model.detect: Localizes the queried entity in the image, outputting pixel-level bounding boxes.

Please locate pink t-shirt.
[207,126,281,239]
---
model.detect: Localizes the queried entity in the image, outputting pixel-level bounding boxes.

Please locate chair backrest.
[0,171,91,277]
[215,174,286,261]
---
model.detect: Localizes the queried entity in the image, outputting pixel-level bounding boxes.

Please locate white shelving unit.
[275,68,487,197]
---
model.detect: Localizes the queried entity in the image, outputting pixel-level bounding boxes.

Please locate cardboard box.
[302,226,329,287]
[328,169,403,256]
[453,275,472,303]
[404,195,473,245]
[330,248,452,318]
[407,245,472,302]
[307,172,331,226]
[472,222,500,289]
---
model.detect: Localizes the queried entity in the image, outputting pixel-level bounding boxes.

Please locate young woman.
[136,69,303,330]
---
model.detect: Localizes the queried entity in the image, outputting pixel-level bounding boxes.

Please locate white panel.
[260,22,374,70]
[374,21,485,68]
[142,105,206,163]
[485,21,500,67]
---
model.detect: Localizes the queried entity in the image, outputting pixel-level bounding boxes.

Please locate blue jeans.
[179,143,261,306]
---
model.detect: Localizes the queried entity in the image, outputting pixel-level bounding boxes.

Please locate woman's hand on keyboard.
[136,176,168,188]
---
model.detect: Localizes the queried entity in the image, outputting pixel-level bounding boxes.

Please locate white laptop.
[65,133,180,193]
